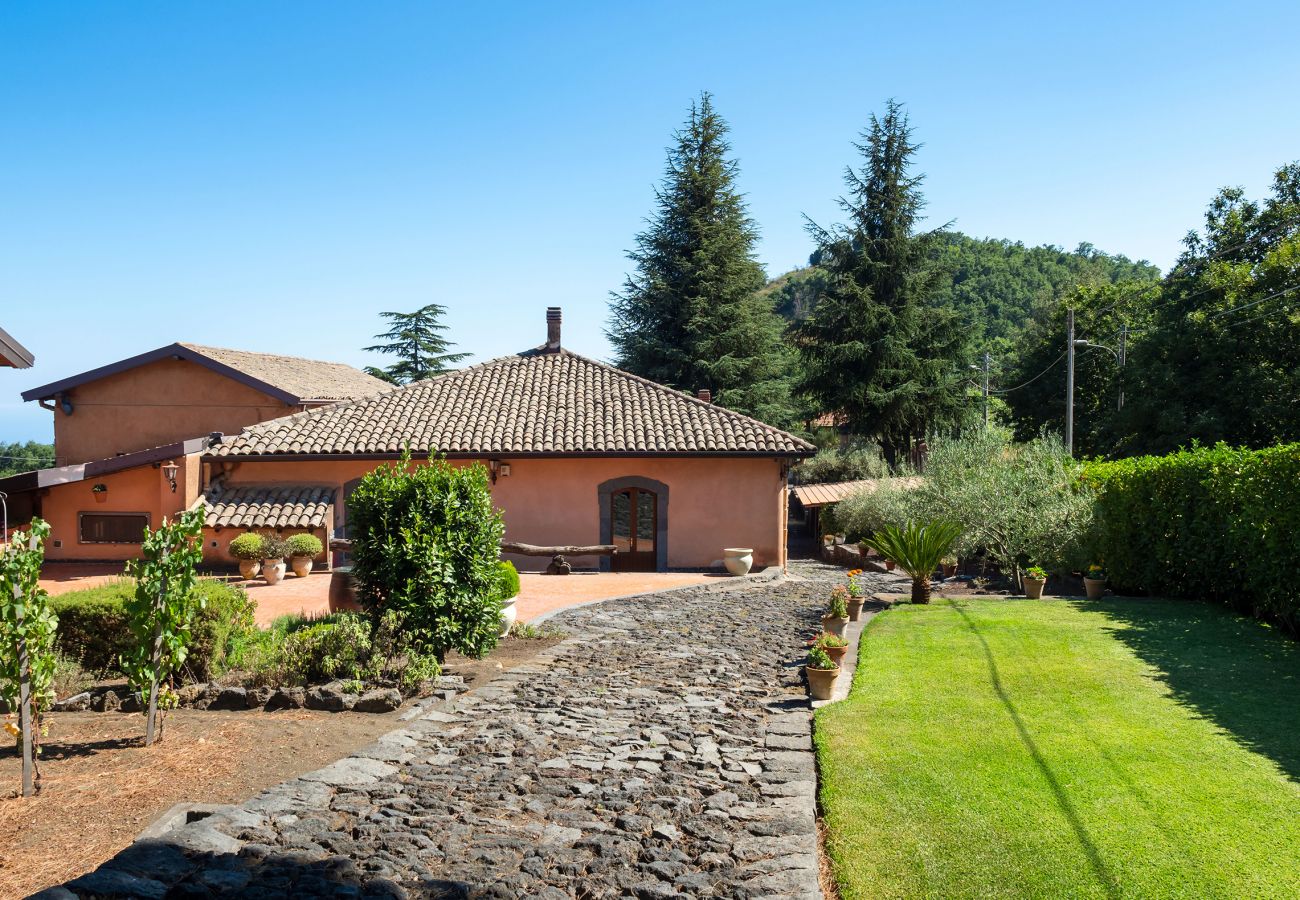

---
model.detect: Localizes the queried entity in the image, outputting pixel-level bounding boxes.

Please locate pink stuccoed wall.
[210,455,790,571]
[35,453,199,561]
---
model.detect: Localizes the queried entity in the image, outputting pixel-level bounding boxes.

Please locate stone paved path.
[51,562,899,900]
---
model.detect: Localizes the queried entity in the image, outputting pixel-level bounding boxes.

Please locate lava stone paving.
[48,562,894,900]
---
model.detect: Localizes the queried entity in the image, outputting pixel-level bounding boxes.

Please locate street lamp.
[1066,321,1128,457]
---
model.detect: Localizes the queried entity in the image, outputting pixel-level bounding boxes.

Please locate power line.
[1205,283,1300,321]
[1217,300,1300,332]
[1093,221,1297,318]
[989,351,1067,394]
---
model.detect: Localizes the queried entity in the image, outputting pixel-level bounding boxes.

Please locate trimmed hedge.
[50,579,257,679]
[1084,443,1300,634]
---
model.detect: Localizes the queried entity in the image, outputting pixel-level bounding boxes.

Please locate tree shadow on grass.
[1075,596,1300,783]
[951,602,1120,899]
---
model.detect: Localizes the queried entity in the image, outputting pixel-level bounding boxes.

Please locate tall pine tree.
[607,93,795,427]
[795,100,971,459]
[364,303,469,384]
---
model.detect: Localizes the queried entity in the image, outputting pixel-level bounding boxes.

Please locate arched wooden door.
[610,486,658,572]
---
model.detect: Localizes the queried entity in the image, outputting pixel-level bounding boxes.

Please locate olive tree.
[919,430,1094,586]
[837,430,1094,587]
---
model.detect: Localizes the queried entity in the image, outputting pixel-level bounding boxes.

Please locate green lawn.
[815,596,1300,899]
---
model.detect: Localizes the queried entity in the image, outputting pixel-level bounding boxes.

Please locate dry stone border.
[45,562,893,900]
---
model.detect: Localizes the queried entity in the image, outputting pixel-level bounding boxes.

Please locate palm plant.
[861,520,964,604]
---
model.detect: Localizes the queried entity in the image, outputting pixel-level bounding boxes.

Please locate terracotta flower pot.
[93,492,108,504]
[238,559,261,580]
[806,665,839,701]
[823,643,848,667]
[884,560,896,571]
[942,564,957,578]
[1084,577,1106,599]
[291,557,314,578]
[262,559,286,585]
[1023,576,1046,600]
[821,614,849,639]
[846,597,864,621]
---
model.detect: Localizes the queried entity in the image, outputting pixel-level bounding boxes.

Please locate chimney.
[545,307,562,352]
[697,389,712,404]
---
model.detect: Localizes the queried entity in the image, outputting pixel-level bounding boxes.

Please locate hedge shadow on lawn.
[1074,597,1300,783]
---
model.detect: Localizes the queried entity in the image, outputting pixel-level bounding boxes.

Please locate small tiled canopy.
[198,483,335,530]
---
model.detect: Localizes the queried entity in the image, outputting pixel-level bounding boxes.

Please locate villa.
[0,308,813,572]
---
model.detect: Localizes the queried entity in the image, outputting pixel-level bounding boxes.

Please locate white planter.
[723,548,753,576]
[499,596,518,636]
[238,559,261,579]
[262,559,287,585]
[291,557,314,578]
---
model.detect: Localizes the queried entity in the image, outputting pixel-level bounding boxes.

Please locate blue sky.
[2,1,1298,442]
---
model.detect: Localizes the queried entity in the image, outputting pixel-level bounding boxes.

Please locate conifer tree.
[796,100,971,459]
[607,93,795,426]
[364,303,469,384]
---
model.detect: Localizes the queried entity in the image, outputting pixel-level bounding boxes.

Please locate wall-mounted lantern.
[488,460,512,484]
[161,460,180,493]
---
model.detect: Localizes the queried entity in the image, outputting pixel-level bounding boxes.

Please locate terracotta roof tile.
[198,481,335,530]
[180,343,392,402]
[208,350,815,458]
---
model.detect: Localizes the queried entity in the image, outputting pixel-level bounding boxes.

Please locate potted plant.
[861,519,964,604]
[259,533,289,585]
[941,555,958,578]
[822,587,850,638]
[229,532,265,579]
[1022,565,1048,600]
[845,569,866,621]
[286,533,324,577]
[496,560,520,636]
[805,645,840,701]
[815,632,849,667]
[92,483,108,504]
[1084,564,1107,600]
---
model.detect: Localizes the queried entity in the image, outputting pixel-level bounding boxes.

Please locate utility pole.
[982,351,991,428]
[1065,308,1075,456]
[1117,323,1127,411]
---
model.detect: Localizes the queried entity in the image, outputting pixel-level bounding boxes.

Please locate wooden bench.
[501,541,617,575]
[330,537,616,575]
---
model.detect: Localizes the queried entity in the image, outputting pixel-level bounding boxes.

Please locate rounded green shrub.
[228,532,265,561]
[496,560,520,600]
[347,454,505,662]
[285,533,324,558]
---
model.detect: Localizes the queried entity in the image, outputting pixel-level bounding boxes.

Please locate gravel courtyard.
[51,562,897,899]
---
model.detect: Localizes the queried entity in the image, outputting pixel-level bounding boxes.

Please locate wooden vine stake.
[16,583,34,796]
[144,561,168,747]
[1,519,54,798]
[123,507,204,748]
